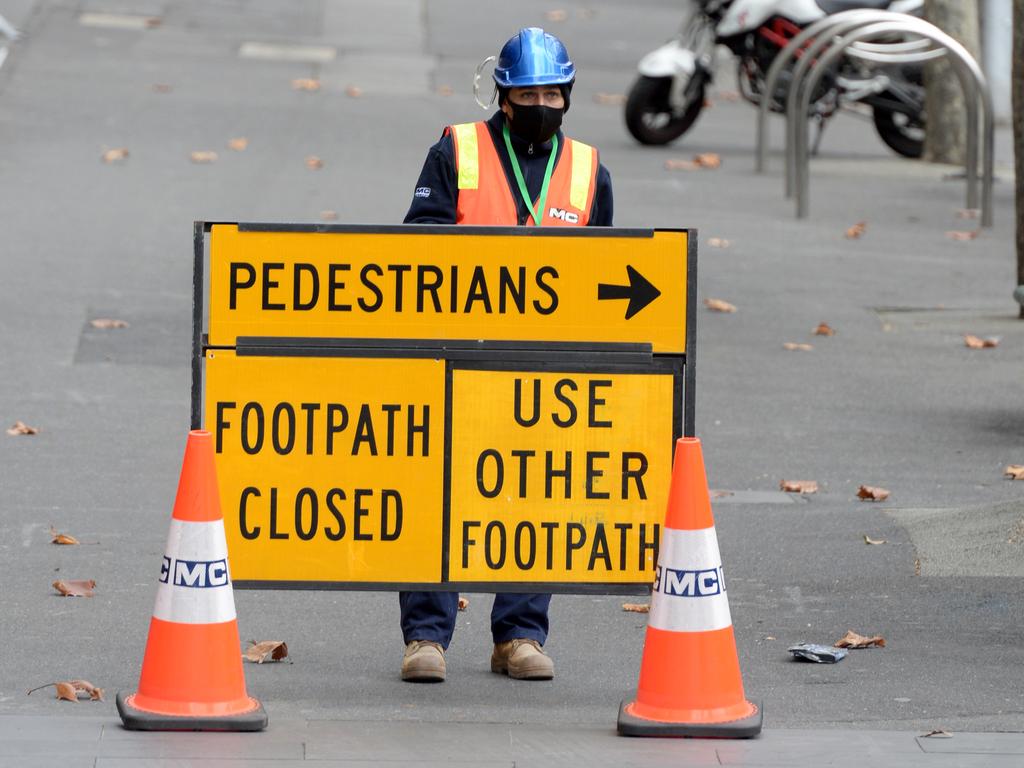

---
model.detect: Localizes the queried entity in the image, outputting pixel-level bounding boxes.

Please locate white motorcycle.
[625,0,926,157]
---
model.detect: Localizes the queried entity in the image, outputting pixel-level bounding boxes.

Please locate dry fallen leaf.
[545,9,568,21]
[305,155,324,170]
[320,210,339,221]
[834,629,886,648]
[693,152,721,169]
[783,342,813,351]
[864,535,887,545]
[914,557,922,576]
[55,682,77,702]
[190,150,218,164]
[7,420,39,436]
[857,485,890,502]
[144,17,162,28]
[1003,465,1024,480]
[291,78,320,92]
[664,158,700,171]
[50,526,79,546]
[964,334,998,349]
[457,596,469,611]
[920,729,953,738]
[101,148,129,163]
[89,318,129,329]
[780,480,818,494]
[345,85,363,98]
[151,83,172,93]
[243,640,288,663]
[707,237,731,248]
[228,137,248,151]
[622,603,650,613]
[704,298,736,313]
[710,490,733,499]
[665,154,721,170]
[437,85,454,97]
[813,322,836,336]
[844,221,867,239]
[593,92,626,106]
[945,230,978,241]
[69,680,104,701]
[53,579,96,597]
[28,680,104,701]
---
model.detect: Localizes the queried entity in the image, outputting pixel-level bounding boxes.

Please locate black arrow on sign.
[597,265,662,320]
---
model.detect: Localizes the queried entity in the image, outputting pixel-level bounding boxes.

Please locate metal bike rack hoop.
[784,15,954,199]
[794,19,993,227]
[756,9,916,174]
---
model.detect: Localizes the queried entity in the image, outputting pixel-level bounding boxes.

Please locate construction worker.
[400,27,613,682]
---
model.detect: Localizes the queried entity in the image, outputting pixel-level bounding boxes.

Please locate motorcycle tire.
[872,104,924,159]
[624,75,705,146]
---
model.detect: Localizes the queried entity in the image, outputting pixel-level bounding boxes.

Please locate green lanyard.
[502,121,558,226]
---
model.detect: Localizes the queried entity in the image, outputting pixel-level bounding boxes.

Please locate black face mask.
[507,104,563,144]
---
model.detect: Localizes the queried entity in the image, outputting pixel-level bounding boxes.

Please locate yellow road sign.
[207,224,688,353]
[448,368,676,585]
[203,351,679,588]
[204,350,446,584]
[195,222,694,591]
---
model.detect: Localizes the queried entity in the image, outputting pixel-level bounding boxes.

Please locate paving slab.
[303,720,514,761]
[0,759,96,768]
[916,731,1024,754]
[2,717,1024,766]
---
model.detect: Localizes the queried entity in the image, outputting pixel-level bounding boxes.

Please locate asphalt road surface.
[1,0,1021,733]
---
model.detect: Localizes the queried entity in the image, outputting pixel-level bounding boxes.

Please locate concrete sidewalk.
[4,715,1024,767]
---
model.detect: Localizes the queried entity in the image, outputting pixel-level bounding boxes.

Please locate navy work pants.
[399,591,551,649]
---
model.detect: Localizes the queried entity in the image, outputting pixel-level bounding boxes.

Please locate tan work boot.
[401,640,446,682]
[491,638,554,680]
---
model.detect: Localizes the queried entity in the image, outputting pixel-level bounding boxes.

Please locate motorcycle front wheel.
[872,104,924,159]
[624,75,705,145]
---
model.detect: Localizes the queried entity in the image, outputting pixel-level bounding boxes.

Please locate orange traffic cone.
[618,437,761,738]
[117,430,267,731]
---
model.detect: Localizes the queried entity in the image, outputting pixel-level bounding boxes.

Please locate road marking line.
[79,13,158,30]
[238,42,336,63]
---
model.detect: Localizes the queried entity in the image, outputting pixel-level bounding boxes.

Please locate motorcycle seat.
[815,0,894,14]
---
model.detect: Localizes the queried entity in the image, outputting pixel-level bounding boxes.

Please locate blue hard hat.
[492,27,575,88]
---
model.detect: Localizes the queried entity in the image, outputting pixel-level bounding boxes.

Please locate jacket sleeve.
[403,130,458,224]
[588,162,614,227]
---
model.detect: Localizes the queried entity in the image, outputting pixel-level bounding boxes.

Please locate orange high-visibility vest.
[449,121,599,226]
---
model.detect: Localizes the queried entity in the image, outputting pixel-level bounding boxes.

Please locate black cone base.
[116,691,268,732]
[617,699,762,739]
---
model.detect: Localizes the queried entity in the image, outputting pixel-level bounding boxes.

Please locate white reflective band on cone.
[648,527,732,633]
[152,520,237,624]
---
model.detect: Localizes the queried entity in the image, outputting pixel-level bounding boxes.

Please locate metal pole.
[795,21,993,226]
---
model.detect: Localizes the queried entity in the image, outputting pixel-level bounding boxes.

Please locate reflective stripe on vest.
[452,123,479,190]
[451,121,597,226]
[568,138,592,212]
